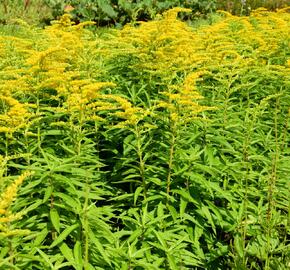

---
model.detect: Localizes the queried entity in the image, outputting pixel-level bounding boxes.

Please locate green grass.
[0,0,52,26]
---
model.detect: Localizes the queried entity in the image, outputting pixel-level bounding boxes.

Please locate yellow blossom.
[0,171,32,217]
[0,96,31,133]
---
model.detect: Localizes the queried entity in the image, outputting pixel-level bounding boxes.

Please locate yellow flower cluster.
[0,171,32,236]
[65,82,116,113]
[0,15,131,126]
[103,7,289,123]
[200,7,290,66]
[107,7,289,78]
[158,72,211,123]
[0,96,31,133]
[0,14,152,134]
[88,93,151,128]
[0,14,100,94]
[110,7,203,80]
[0,7,289,133]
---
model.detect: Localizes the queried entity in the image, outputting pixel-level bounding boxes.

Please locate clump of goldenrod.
[107,94,152,128]
[0,14,121,128]
[0,96,31,133]
[157,72,212,124]
[104,6,289,92]
[107,7,203,81]
[0,14,101,95]
[0,171,32,237]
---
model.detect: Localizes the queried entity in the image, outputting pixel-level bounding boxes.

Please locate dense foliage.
[0,6,289,270]
[44,0,289,26]
[1,1,288,27]
[217,0,289,15]
[0,0,52,26]
[45,0,217,26]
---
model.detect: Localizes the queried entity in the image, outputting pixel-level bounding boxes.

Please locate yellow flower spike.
[156,101,175,111]
[0,212,23,223]
[163,7,192,21]
[70,79,95,88]
[0,229,30,237]
[170,112,179,122]
[104,94,132,110]
[277,7,290,13]
[182,72,204,94]
[72,21,96,30]
[50,13,75,28]
[0,96,31,133]
[0,171,32,216]
[111,97,150,128]
[82,82,116,100]
[85,115,105,122]
[217,10,233,17]
[26,47,68,70]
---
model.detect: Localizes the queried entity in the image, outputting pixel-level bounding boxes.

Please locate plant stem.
[166,121,177,198]
[135,125,147,200]
[83,178,90,270]
[265,97,280,269]
[241,112,251,269]
[4,133,9,177]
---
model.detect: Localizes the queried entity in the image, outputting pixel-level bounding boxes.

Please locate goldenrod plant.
[0,6,289,269]
[0,170,32,236]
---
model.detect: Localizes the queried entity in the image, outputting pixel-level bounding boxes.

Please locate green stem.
[83,179,89,270]
[166,121,177,198]
[50,177,56,241]
[135,125,147,200]
[241,115,251,268]
[222,84,231,128]
[36,95,42,153]
[4,133,9,177]
[265,97,280,269]
[280,109,289,151]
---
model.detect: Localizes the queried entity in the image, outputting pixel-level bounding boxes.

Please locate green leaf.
[54,262,75,270]
[0,247,9,259]
[50,208,60,233]
[24,200,43,213]
[206,200,224,227]
[50,224,79,248]
[134,186,143,205]
[97,0,117,18]
[59,242,75,266]
[88,228,111,266]
[167,253,178,270]
[157,202,164,219]
[73,241,83,270]
[200,205,216,234]
[36,248,54,269]
[180,197,187,218]
[234,234,244,258]
[54,192,82,214]
[171,189,198,205]
[33,228,49,247]
[127,228,142,243]
[167,204,178,222]
[168,235,188,252]
[43,186,53,203]
[153,230,167,250]
[193,226,205,259]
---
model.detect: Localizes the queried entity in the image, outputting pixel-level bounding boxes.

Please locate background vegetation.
[0,2,289,270]
[0,0,289,26]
